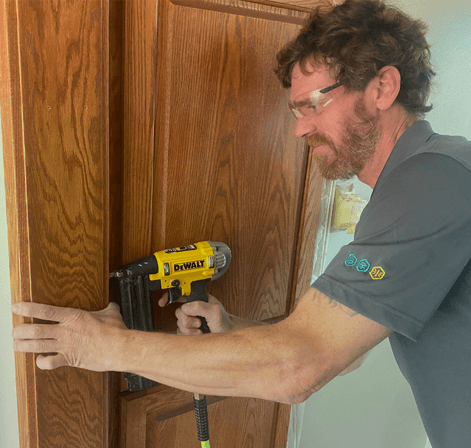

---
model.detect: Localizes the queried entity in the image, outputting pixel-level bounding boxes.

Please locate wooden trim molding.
[1,1,111,446]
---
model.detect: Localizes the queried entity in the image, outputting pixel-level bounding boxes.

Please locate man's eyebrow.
[291,97,312,108]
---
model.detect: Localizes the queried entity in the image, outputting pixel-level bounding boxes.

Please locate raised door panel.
[121,386,281,448]
[152,0,308,323]
[118,0,317,447]
[146,397,279,447]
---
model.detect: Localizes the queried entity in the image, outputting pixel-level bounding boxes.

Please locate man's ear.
[367,65,401,111]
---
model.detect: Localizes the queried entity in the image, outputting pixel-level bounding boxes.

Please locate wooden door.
[1,0,326,446]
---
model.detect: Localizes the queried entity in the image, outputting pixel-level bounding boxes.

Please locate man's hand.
[12,302,127,371]
[158,293,235,335]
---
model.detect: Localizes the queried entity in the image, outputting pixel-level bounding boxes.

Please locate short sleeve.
[312,153,471,341]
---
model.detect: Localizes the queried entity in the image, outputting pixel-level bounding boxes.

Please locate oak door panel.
[152,0,308,324]
[147,397,279,447]
[2,0,327,446]
[1,0,112,446]
[119,0,315,447]
[121,386,282,448]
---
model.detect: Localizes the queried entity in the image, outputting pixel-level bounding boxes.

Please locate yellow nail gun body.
[110,241,231,389]
[150,241,231,304]
[110,241,231,448]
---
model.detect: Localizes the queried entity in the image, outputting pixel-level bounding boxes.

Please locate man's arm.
[118,287,390,402]
[12,287,391,404]
[276,288,391,397]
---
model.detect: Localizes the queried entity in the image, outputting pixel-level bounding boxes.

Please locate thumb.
[36,353,67,370]
[94,302,120,317]
[106,302,120,312]
[102,302,120,314]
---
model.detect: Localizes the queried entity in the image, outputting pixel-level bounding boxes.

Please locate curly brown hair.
[275,0,436,120]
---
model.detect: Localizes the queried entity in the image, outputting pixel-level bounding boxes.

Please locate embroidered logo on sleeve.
[369,266,386,280]
[345,255,386,280]
[344,254,358,267]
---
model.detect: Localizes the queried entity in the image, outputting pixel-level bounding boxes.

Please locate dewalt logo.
[174,260,205,272]
[369,266,385,280]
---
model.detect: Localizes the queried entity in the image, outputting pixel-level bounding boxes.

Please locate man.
[12,1,471,446]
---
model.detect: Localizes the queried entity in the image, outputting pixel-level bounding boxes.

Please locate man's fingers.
[158,293,187,307]
[12,302,73,323]
[181,301,211,317]
[13,323,59,340]
[176,322,202,336]
[13,323,60,355]
[36,353,67,370]
[14,338,59,354]
[158,294,168,307]
[175,308,204,335]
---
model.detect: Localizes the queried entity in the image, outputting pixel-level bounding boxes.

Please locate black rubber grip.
[186,279,211,334]
[193,396,210,442]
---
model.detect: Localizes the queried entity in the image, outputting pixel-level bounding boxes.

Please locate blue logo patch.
[357,259,371,272]
[344,254,357,267]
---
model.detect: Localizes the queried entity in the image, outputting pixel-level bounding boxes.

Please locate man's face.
[290,62,380,181]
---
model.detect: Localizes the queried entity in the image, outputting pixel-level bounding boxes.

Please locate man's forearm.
[114,323,311,404]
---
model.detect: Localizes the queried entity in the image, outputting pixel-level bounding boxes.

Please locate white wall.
[299,1,471,447]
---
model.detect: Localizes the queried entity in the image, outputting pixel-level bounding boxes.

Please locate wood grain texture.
[121,0,159,264]
[2,1,111,446]
[109,0,126,442]
[0,3,38,446]
[1,0,328,445]
[2,0,327,446]
[120,385,227,448]
[273,402,291,448]
[146,395,279,448]
[117,0,316,446]
[152,0,308,324]
[121,383,285,448]
[109,0,125,272]
[171,0,307,24]
[242,0,338,13]
[291,149,325,311]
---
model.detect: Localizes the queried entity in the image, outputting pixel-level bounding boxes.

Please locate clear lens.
[289,81,345,120]
[290,90,326,119]
[289,105,304,119]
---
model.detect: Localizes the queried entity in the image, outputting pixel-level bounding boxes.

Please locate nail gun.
[110,241,231,448]
[109,240,231,390]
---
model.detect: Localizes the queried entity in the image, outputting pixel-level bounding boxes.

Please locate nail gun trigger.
[168,286,182,304]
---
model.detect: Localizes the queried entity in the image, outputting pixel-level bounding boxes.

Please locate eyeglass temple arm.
[319,80,347,94]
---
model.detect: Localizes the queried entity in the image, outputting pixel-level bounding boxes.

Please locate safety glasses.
[289,81,346,119]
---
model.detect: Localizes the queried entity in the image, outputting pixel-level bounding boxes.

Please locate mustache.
[307,134,331,148]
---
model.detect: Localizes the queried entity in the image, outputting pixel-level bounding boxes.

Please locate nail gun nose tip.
[109,271,119,278]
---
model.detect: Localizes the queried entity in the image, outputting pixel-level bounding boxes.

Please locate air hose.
[194,315,211,448]
[193,393,210,448]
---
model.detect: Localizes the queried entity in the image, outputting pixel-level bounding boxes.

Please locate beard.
[307,97,380,181]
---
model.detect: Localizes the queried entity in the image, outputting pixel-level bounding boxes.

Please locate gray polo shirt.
[312,121,471,447]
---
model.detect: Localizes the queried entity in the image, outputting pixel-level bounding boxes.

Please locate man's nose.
[294,117,317,139]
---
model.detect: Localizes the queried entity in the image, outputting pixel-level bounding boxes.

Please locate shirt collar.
[373,120,437,194]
